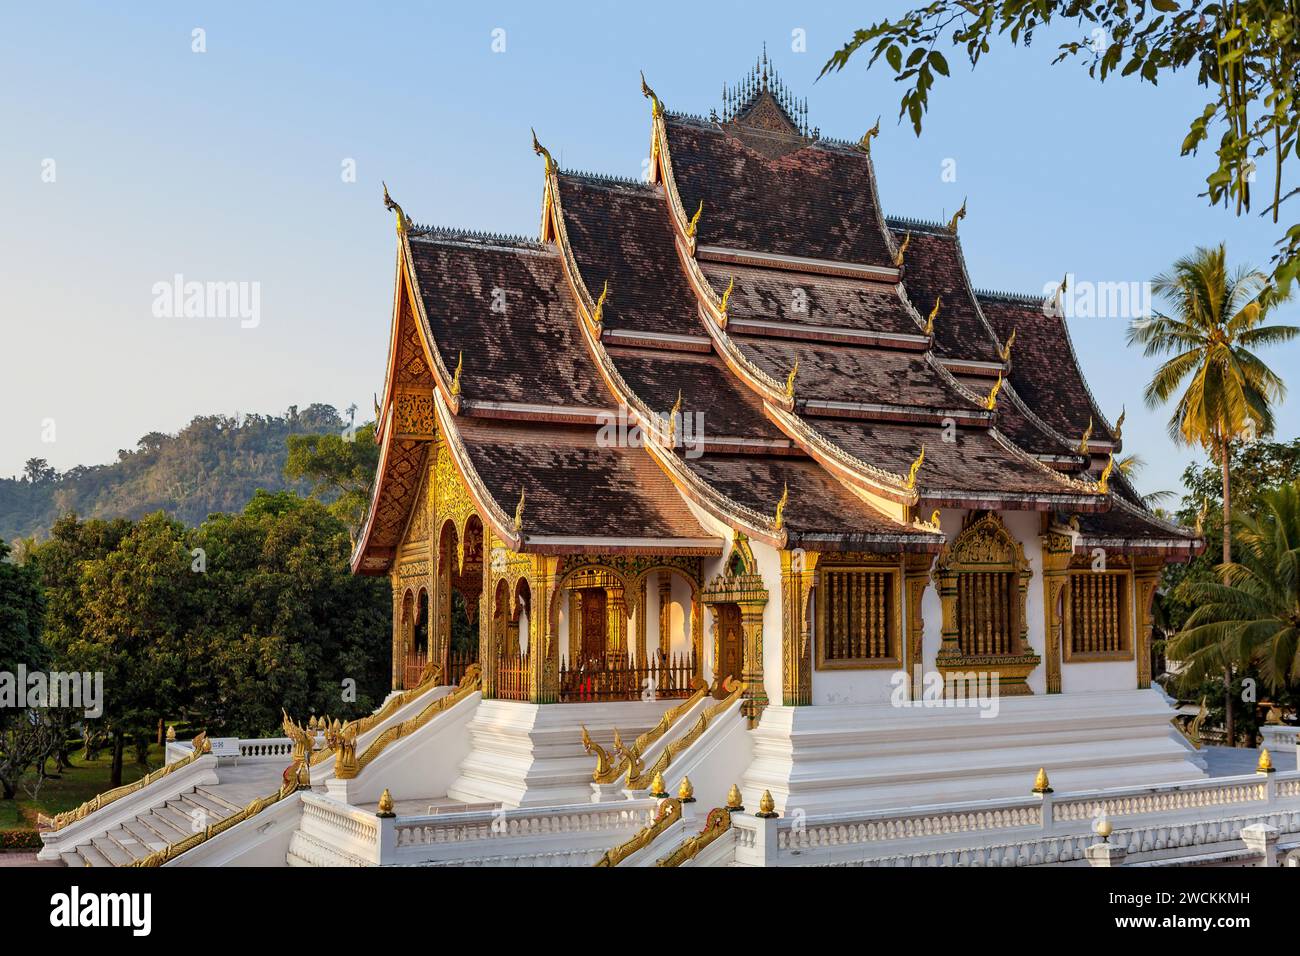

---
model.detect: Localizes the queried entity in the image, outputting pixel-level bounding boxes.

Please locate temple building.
[57,55,1299,872]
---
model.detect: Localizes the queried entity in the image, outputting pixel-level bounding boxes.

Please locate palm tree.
[1129,243,1296,743]
[1129,244,1295,566]
[1168,481,1300,695]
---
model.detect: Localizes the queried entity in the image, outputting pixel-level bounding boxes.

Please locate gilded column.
[779,550,817,707]
[1040,531,1074,695]
[741,607,766,719]
[479,530,499,699]
[390,575,404,691]
[607,585,628,659]
[567,589,581,667]
[635,580,648,667]
[657,573,672,656]
[903,553,932,700]
[529,555,561,703]
[1134,557,1162,690]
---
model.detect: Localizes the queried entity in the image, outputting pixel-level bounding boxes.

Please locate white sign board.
[209,737,241,758]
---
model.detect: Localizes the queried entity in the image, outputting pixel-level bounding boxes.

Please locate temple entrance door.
[580,589,608,668]
[716,603,743,695]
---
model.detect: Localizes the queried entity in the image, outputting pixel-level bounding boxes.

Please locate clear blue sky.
[2,2,1295,501]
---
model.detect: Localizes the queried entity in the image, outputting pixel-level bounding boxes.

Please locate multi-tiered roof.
[353,56,1200,574]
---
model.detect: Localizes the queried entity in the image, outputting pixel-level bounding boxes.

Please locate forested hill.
[1,404,356,542]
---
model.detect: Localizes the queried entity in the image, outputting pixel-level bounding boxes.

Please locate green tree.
[283,422,379,542]
[1169,480,1300,694]
[0,538,51,800]
[822,2,1300,293]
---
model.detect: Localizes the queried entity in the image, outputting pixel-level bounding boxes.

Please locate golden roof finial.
[756,789,778,818]
[377,788,395,817]
[725,783,744,811]
[165,724,176,743]
[999,327,1016,364]
[686,200,703,238]
[906,445,925,490]
[649,770,668,797]
[513,488,526,533]
[1076,416,1094,455]
[668,388,683,444]
[784,358,799,400]
[451,351,463,398]
[774,482,789,531]
[530,128,556,176]
[925,296,940,337]
[1097,453,1115,495]
[592,279,609,329]
[927,508,942,530]
[382,181,409,235]
[1257,748,1276,774]
[718,275,735,326]
[1113,406,1126,442]
[893,230,911,268]
[677,776,695,802]
[947,197,967,234]
[640,70,664,118]
[373,392,381,421]
[983,373,1003,411]
[1031,767,1053,794]
[859,115,880,152]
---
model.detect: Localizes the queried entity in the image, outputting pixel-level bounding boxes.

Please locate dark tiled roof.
[684,454,933,547]
[699,262,923,337]
[665,115,896,267]
[731,335,978,411]
[978,292,1117,444]
[607,347,786,441]
[556,173,703,337]
[993,387,1080,459]
[455,417,712,540]
[808,418,1089,499]
[407,238,609,409]
[889,224,1003,364]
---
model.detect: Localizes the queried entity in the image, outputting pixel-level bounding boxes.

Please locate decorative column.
[529,555,562,704]
[635,580,648,667]
[1040,530,1074,695]
[436,535,452,674]
[479,530,500,700]
[779,549,818,706]
[607,585,628,659]
[740,607,767,718]
[1133,556,1163,690]
[568,590,582,666]
[657,573,673,656]
[903,553,933,700]
[390,577,404,691]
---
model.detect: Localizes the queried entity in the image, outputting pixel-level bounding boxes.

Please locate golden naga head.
[983,373,1003,411]
[784,359,799,401]
[947,197,967,234]
[686,200,703,239]
[451,351,463,398]
[530,128,556,175]
[1077,416,1094,455]
[774,482,789,532]
[905,445,925,490]
[718,275,735,323]
[999,328,1016,364]
[513,487,526,533]
[640,70,664,118]
[859,115,880,152]
[893,230,911,268]
[592,279,609,328]
[1097,453,1115,495]
[381,181,409,235]
[1113,406,1126,442]
[925,296,940,337]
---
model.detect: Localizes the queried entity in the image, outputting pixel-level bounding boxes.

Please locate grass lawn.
[0,744,164,834]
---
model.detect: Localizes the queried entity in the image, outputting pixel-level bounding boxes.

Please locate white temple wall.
[1004,509,1049,696]
[751,536,786,708]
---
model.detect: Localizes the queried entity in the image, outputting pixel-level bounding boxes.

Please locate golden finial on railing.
[1097,454,1115,495]
[718,276,735,327]
[755,789,778,818]
[983,373,1003,411]
[591,279,609,330]
[377,788,395,818]
[925,296,940,337]
[1095,815,1113,843]
[686,200,703,238]
[650,771,669,798]
[1077,416,1094,455]
[640,70,663,118]
[1257,748,1276,774]
[725,784,744,812]
[947,197,967,234]
[451,351,463,398]
[999,328,1016,364]
[784,358,799,400]
[165,725,176,743]
[1031,767,1053,795]
[905,445,925,491]
[773,482,789,532]
[677,776,695,803]
[893,230,911,268]
[513,488,526,534]
[859,115,880,152]
[530,128,556,176]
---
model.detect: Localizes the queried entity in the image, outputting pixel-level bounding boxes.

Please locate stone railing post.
[1240,823,1279,867]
